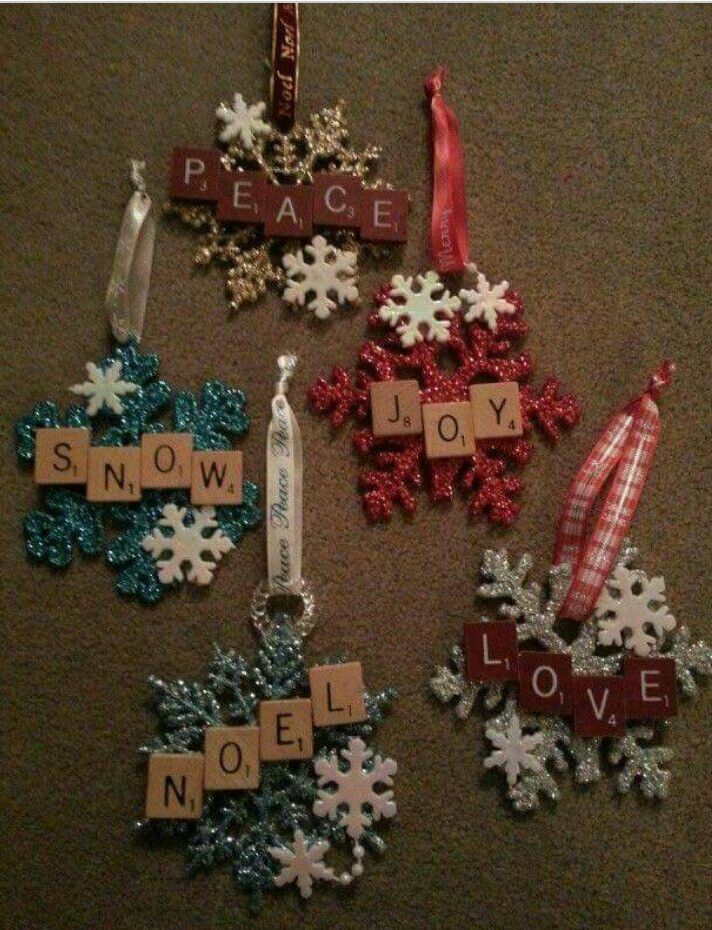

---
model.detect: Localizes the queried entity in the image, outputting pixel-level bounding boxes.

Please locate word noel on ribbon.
[33,428,242,505]
[169,148,408,242]
[145,662,367,819]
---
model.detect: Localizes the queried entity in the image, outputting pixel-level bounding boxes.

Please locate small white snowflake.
[484,714,544,786]
[313,736,397,840]
[141,504,235,587]
[269,830,336,899]
[459,272,516,332]
[69,360,138,416]
[595,564,676,656]
[282,235,359,320]
[379,271,461,347]
[215,92,271,149]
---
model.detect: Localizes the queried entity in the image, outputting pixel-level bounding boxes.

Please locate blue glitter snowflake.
[15,341,260,604]
[137,620,397,911]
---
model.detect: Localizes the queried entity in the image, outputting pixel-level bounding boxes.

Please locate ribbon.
[266,354,303,595]
[424,66,468,274]
[553,361,675,620]
[270,3,299,133]
[106,159,156,344]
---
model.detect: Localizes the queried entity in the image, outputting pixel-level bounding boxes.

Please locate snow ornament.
[282,235,359,320]
[432,367,711,811]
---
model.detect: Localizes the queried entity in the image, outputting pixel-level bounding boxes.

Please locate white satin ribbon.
[106,159,156,344]
[266,354,303,595]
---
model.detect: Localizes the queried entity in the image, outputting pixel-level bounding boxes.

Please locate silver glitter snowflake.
[431,541,711,812]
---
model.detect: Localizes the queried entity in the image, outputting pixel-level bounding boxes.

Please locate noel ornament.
[431,366,711,811]
[14,163,259,604]
[138,357,398,908]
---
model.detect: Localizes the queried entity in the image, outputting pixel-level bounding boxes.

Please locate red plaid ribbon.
[554,361,675,620]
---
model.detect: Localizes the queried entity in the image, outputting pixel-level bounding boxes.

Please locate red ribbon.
[553,361,675,620]
[424,66,468,274]
[271,3,299,133]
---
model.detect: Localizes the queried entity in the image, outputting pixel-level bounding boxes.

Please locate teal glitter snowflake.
[15,341,260,604]
[137,619,397,910]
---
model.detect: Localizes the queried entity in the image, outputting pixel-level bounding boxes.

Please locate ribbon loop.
[554,363,674,620]
[425,66,468,274]
[106,159,156,344]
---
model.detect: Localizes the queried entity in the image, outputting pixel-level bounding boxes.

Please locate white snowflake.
[378,271,461,347]
[282,235,359,320]
[595,564,676,656]
[141,504,235,587]
[69,360,138,416]
[313,736,397,839]
[215,92,271,149]
[484,714,544,786]
[269,830,336,899]
[459,271,516,332]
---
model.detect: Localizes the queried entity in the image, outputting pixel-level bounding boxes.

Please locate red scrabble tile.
[263,184,313,237]
[360,189,408,242]
[517,652,573,715]
[312,173,361,228]
[169,147,222,201]
[216,170,265,223]
[624,656,678,719]
[463,621,519,682]
[572,675,626,737]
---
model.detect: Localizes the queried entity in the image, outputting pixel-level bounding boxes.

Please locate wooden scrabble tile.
[469,382,523,439]
[86,446,141,502]
[572,675,626,737]
[204,726,260,790]
[309,662,367,727]
[34,427,89,485]
[141,433,193,489]
[422,401,476,459]
[258,698,313,761]
[190,451,242,505]
[370,380,423,437]
[263,184,313,238]
[463,621,519,682]
[145,753,204,820]
[517,651,573,715]
[169,147,221,201]
[623,656,678,719]
[360,189,408,242]
[312,172,361,228]
[216,170,265,223]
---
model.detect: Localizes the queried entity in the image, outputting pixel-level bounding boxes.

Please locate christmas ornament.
[431,367,711,811]
[14,163,259,603]
[138,357,397,908]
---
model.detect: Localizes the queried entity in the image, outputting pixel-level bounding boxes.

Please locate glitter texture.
[15,341,259,603]
[431,541,711,811]
[137,618,396,911]
[308,288,580,524]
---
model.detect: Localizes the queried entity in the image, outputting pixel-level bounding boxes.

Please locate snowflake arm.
[282,236,359,320]
[379,272,461,347]
[609,726,673,799]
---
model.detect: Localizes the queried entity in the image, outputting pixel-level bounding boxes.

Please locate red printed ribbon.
[554,361,675,620]
[270,3,299,133]
[424,66,468,274]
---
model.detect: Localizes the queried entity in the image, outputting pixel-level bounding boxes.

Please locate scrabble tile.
[86,446,141,502]
[360,189,408,242]
[370,380,423,437]
[263,184,313,238]
[141,433,193,489]
[312,173,361,228]
[469,382,523,439]
[517,652,573,715]
[422,401,476,459]
[204,726,260,790]
[572,675,626,737]
[216,170,265,223]
[258,698,313,761]
[309,662,367,727]
[463,621,519,682]
[169,147,221,201]
[34,427,89,485]
[191,451,242,505]
[623,656,678,719]
[145,753,204,820]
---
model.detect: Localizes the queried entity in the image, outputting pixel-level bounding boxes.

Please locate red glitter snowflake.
[308,283,581,524]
